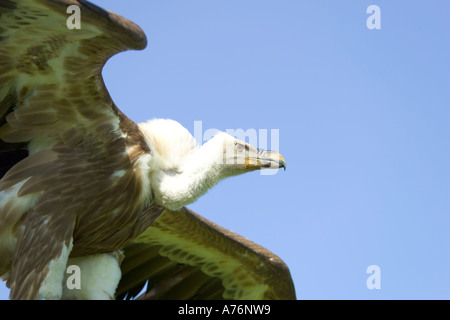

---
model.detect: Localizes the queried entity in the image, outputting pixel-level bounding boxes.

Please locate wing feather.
[0,0,147,172]
[116,208,296,300]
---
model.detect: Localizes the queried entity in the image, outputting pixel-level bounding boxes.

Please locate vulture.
[0,0,296,300]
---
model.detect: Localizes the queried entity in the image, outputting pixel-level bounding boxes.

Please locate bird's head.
[215,131,286,175]
[138,119,286,210]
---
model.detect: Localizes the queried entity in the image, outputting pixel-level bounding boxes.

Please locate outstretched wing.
[116,208,296,300]
[0,0,151,299]
[0,0,147,172]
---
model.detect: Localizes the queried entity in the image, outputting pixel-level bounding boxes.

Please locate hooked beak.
[246,149,286,171]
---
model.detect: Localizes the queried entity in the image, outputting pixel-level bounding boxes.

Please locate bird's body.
[0,0,294,300]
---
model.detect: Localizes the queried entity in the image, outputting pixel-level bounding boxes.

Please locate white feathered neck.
[138,119,228,210]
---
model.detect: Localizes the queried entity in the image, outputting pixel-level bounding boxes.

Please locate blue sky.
[1,0,449,299]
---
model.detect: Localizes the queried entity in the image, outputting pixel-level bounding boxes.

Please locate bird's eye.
[235,143,244,152]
